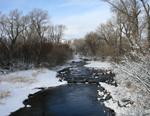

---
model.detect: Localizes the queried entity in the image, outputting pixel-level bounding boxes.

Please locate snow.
[67,54,83,63]
[99,82,150,116]
[85,61,112,70]
[0,68,67,116]
[98,61,150,116]
[87,58,150,115]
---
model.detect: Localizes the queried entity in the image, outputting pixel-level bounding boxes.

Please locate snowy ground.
[85,60,112,70]
[85,60,150,116]
[100,82,150,116]
[0,68,67,116]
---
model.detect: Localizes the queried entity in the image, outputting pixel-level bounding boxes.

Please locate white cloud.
[53,7,111,39]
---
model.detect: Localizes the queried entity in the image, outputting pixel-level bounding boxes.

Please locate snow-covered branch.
[114,54,150,94]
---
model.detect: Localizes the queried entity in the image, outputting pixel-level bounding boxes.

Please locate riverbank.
[86,60,150,116]
[9,58,116,116]
[0,68,67,116]
[0,57,149,116]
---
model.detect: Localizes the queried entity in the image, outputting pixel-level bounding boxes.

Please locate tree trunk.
[148,17,150,48]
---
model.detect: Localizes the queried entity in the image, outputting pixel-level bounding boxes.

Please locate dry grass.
[0,90,11,103]
[0,76,35,84]
[32,68,46,77]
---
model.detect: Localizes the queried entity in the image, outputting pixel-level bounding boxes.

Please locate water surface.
[11,84,113,116]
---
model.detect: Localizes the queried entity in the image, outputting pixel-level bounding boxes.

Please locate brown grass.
[0,91,10,101]
[1,76,35,84]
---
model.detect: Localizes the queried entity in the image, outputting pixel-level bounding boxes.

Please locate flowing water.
[10,60,115,116]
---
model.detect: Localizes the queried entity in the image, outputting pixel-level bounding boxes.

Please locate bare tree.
[102,0,142,50]
[47,25,65,44]
[85,32,99,56]
[116,11,124,54]
[73,38,88,56]
[29,8,49,43]
[20,15,30,44]
[140,0,150,49]
[0,9,72,66]
[0,9,25,61]
[0,12,10,62]
[0,12,5,43]
[97,20,118,47]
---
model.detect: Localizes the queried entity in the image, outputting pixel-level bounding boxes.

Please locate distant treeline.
[0,9,72,67]
[73,0,150,61]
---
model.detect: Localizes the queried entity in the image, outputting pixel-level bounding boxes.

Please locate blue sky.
[0,0,111,39]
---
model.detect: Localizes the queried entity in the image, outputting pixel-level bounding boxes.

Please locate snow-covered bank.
[0,68,67,116]
[99,82,150,116]
[85,60,150,116]
[85,61,112,70]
